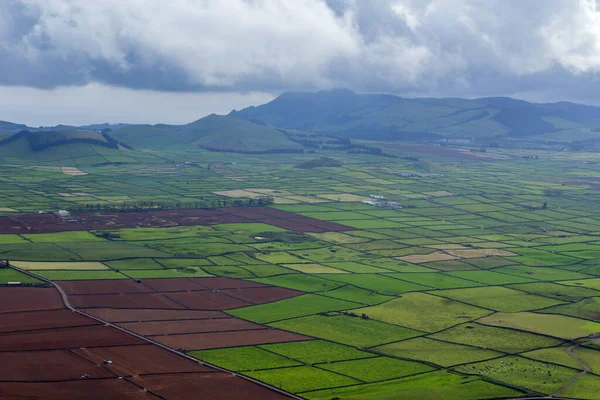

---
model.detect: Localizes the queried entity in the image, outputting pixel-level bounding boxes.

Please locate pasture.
[4,146,600,398]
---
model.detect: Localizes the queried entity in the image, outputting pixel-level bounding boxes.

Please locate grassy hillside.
[231,90,600,142]
[113,114,302,153]
[0,130,138,165]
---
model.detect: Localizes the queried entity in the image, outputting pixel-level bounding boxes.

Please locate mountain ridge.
[231,89,600,142]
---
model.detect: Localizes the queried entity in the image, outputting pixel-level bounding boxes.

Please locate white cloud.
[3,0,600,121]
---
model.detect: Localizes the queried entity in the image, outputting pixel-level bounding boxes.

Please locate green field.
[270,314,421,347]
[4,136,600,398]
[355,292,490,332]
[373,338,503,367]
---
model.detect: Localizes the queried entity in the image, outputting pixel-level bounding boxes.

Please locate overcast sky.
[2,0,600,126]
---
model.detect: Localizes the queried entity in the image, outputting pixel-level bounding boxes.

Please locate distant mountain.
[231,90,600,142]
[112,114,302,153]
[0,120,29,132]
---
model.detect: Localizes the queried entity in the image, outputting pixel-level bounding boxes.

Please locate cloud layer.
[3,0,600,121]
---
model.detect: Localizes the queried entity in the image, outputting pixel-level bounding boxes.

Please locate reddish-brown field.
[133,372,289,400]
[164,290,251,310]
[119,318,263,336]
[0,379,157,400]
[83,308,228,323]
[140,278,207,292]
[0,206,355,233]
[69,293,185,309]
[0,309,98,333]
[152,329,311,350]
[0,284,300,399]
[0,350,113,381]
[0,325,144,351]
[0,287,64,313]
[59,279,153,295]
[221,287,301,304]
[190,277,269,290]
[73,345,212,376]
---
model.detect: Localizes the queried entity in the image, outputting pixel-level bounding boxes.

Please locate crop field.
[4,146,600,398]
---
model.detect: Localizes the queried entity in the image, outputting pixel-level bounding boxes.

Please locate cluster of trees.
[342,311,370,319]
[63,196,275,212]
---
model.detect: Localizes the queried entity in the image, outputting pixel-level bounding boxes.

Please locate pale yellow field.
[12,261,109,270]
[318,193,372,202]
[280,195,325,203]
[445,248,516,258]
[61,167,87,176]
[213,189,265,198]
[245,188,295,196]
[283,263,348,274]
[398,251,457,263]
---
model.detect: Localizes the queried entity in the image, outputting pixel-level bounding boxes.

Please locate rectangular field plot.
[34,270,128,280]
[0,309,98,333]
[480,312,600,339]
[75,345,211,376]
[463,256,517,269]
[0,268,40,284]
[0,350,113,382]
[356,292,491,332]
[106,258,164,270]
[301,371,521,400]
[153,328,311,350]
[559,278,600,291]
[251,275,343,292]
[228,294,357,323]
[246,366,360,394]
[538,297,600,320]
[493,265,592,281]
[189,346,301,371]
[261,340,376,364]
[11,261,109,270]
[318,356,434,383]
[319,286,394,305]
[433,286,566,312]
[326,274,428,295]
[282,263,348,274]
[508,282,600,302]
[522,346,584,370]
[23,231,106,242]
[373,337,502,367]
[270,314,421,348]
[453,356,577,395]
[392,272,482,289]
[446,270,536,285]
[429,323,561,353]
[0,287,64,313]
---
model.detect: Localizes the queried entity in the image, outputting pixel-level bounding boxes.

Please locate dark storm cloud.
[2,0,600,102]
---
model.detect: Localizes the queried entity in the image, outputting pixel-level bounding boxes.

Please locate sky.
[2,0,600,126]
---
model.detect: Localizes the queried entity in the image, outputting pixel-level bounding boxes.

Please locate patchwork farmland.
[3,146,600,399]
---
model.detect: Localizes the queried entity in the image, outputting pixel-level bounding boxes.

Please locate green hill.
[231,89,600,142]
[113,114,302,153]
[0,130,136,165]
